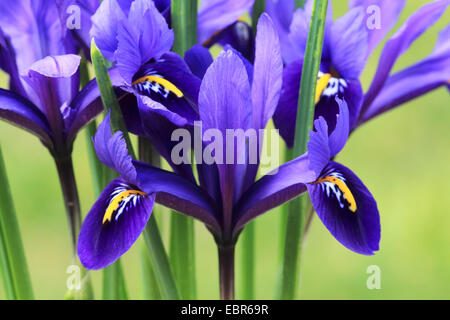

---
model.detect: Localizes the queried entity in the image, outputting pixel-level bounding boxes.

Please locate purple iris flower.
[89,0,204,178]
[268,0,449,148]
[0,0,103,157]
[78,14,380,270]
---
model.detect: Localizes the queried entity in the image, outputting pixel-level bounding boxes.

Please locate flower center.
[314,172,357,212]
[315,71,348,104]
[132,74,183,99]
[103,187,147,224]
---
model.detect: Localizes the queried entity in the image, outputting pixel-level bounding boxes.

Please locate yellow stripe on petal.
[315,175,357,212]
[103,190,147,224]
[315,73,331,104]
[132,75,184,98]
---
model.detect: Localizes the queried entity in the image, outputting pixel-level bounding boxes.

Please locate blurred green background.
[0,0,449,299]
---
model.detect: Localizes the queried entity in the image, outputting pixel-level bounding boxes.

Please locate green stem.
[277,0,328,300]
[279,148,294,260]
[169,213,196,299]
[169,0,198,300]
[240,221,255,299]
[218,245,235,300]
[140,244,162,300]
[138,137,163,300]
[91,40,178,300]
[0,144,34,300]
[54,156,82,256]
[55,155,95,299]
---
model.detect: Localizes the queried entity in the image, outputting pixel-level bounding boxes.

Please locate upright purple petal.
[307,161,380,255]
[349,0,406,58]
[307,117,330,176]
[115,22,141,84]
[93,114,138,185]
[329,7,368,79]
[359,25,450,125]
[78,178,154,269]
[0,0,77,74]
[90,0,127,61]
[362,0,448,112]
[328,98,349,157]
[126,0,173,62]
[25,54,81,116]
[251,13,283,131]
[198,0,254,44]
[199,49,252,233]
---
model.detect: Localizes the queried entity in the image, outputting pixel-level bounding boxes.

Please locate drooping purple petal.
[362,0,448,112]
[234,154,316,232]
[134,52,201,117]
[329,7,368,79]
[78,178,155,270]
[198,0,254,45]
[134,160,220,232]
[273,60,362,148]
[0,88,52,146]
[184,44,213,79]
[90,0,127,61]
[306,161,380,255]
[349,0,406,58]
[359,24,450,125]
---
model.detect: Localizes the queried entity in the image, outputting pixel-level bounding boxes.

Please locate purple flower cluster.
[0,0,448,270]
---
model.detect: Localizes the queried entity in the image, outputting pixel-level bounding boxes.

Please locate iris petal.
[78,178,155,270]
[307,161,380,255]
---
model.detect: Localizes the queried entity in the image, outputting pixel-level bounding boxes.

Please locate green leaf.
[0,144,34,300]
[171,0,198,56]
[169,0,198,300]
[277,0,328,300]
[91,40,178,300]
